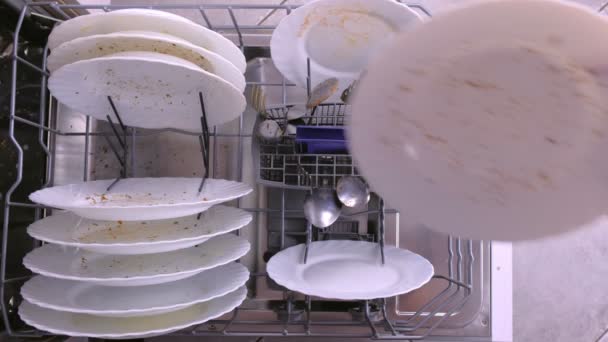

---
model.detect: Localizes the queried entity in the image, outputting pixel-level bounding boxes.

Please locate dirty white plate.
[48,31,245,92]
[48,51,245,132]
[23,234,250,287]
[271,0,421,92]
[349,0,608,241]
[48,8,246,72]
[19,286,247,339]
[267,240,433,300]
[27,206,252,255]
[21,263,249,317]
[29,177,252,221]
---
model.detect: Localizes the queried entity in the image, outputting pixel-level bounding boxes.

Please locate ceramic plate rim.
[29,178,252,210]
[47,8,246,73]
[20,263,249,316]
[48,52,246,132]
[18,286,247,339]
[267,240,434,300]
[23,234,250,284]
[26,206,252,249]
[47,31,246,91]
[270,0,422,88]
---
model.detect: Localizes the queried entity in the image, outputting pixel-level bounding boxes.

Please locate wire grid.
[255,103,357,189]
[2,2,480,340]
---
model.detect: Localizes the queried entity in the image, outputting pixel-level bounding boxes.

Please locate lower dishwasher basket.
[2,2,491,340]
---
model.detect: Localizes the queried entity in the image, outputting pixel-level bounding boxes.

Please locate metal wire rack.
[0,1,488,340]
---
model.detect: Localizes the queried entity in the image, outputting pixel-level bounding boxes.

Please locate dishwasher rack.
[3,2,482,340]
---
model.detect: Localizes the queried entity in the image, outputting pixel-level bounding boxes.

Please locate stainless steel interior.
[2,2,490,340]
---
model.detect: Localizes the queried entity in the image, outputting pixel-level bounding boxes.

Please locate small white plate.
[27,206,252,255]
[48,51,245,132]
[267,240,433,300]
[29,177,252,221]
[23,234,250,287]
[19,286,247,339]
[349,0,608,241]
[48,9,246,72]
[21,263,249,317]
[48,31,245,92]
[271,0,421,92]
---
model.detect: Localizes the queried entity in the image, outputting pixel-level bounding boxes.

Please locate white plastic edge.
[491,241,513,342]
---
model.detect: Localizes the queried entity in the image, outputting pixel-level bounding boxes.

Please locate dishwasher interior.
[2,2,491,340]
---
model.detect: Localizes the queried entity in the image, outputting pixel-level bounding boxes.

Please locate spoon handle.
[302,221,313,264]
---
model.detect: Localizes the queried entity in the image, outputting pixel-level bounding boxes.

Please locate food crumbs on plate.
[117,220,123,225]
[100,194,108,201]
[173,221,179,225]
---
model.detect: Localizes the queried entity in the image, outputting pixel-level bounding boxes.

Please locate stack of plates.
[22,177,253,338]
[46,9,247,132]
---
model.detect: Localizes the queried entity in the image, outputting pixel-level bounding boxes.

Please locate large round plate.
[29,177,252,221]
[271,0,421,92]
[21,263,249,317]
[23,234,250,286]
[27,206,252,255]
[48,51,245,132]
[48,31,245,92]
[349,0,608,241]
[48,9,246,72]
[267,240,433,300]
[19,286,247,339]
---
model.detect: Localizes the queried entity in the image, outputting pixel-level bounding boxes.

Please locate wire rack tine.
[363,301,379,338]
[105,96,128,191]
[378,198,386,265]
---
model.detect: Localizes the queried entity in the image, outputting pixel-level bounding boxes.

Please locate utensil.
[267,240,434,300]
[270,0,421,94]
[21,263,248,317]
[257,119,283,142]
[306,78,339,109]
[26,205,252,255]
[303,188,342,229]
[48,31,246,92]
[19,287,247,339]
[348,0,608,241]
[48,8,246,72]
[336,176,370,208]
[48,51,246,132]
[250,84,267,114]
[23,234,250,287]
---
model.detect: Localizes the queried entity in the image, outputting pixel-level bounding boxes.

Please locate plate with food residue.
[27,206,252,255]
[48,51,246,132]
[29,177,252,221]
[271,0,421,96]
[349,0,608,240]
[47,31,245,92]
[19,286,247,338]
[23,234,250,286]
[47,8,246,72]
[21,263,249,317]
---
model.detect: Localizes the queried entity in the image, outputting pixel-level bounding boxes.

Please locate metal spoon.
[307,78,340,124]
[303,188,342,229]
[336,176,370,208]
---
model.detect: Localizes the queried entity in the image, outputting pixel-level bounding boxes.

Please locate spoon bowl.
[303,188,342,228]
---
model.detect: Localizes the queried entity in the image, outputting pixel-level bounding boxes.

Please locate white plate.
[48,31,245,92]
[19,286,246,339]
[48,9,245,73]
[48,51,245,132]
[21,263,248,317]
[349,0,608,241]
[271,0,421,92]
[267,240,433,300]
[23,234,250,286]
[27,206,252,255]
[29,177,252,221]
